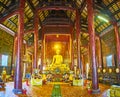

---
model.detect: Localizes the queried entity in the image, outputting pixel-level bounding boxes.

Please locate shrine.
[0,0,120,97]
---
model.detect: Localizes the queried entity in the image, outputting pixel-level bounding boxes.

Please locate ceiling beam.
[79,0,86,13]
[95,21,104,31]
[0,1,9,9]
[38,0,47,23]
[0,10,18,23]
[25,0,35,30]
[37,6,75,11]
[8,19,17,27]
[41,11,47,23]
[0,1,18,16]
[0,24,15,36]
[0,0,18,21]
[0,0,10,17]
[100,20,120,37]
[95,2,116,22]
[71,0,76,8]
[43,24,72,27]
[26,0,35,12]
[107,0,119,8]
[24,30,34,35]
[113,9,120,16]
[25,13,31,21]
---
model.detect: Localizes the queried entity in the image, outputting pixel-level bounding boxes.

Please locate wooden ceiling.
[0,0,120,55]
[0,0,120,33]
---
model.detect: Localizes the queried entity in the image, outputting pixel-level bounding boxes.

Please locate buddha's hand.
[50,64,53,67]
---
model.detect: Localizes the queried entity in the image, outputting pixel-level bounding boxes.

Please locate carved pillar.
[113,22,120,67]
[76,9,81,69]
[33,11,39,69]
[13,0,25,94]
[87,0,100,93]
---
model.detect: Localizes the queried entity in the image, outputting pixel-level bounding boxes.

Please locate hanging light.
[98,15,109,23]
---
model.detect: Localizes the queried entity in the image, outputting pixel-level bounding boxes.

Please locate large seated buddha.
[46,50,70,73]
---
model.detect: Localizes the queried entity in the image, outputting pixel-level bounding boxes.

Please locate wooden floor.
[0,81,110,97]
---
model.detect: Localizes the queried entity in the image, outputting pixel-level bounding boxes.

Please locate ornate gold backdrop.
[44,34,71,67]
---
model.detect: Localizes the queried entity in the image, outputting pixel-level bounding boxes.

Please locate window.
[2,55,8,66]
[106,55,112,67]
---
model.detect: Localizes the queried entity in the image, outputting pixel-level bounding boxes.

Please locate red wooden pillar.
[76,9,81,69]
[12,34,17,68]
[41,26,45,71]
[88,44,90,66]
[97,37,102,68]
[13,0,25,94]
[71,39,74,70]
[41,40,44,70]
[33,11,39,69]
[87,0,100,93]
[81,55,85,75]
[113,22,120,67]
[70,27,74,70]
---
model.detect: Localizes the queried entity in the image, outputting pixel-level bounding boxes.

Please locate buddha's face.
[56,50,60,55]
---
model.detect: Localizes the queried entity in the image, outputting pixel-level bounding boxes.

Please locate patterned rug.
[51,84,61,97]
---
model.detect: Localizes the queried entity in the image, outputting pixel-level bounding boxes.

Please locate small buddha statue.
[1,67,7,82]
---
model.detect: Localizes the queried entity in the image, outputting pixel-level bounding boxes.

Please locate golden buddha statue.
[47,50,70,73]
[50,50,63,67]
[1,67,7,82]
